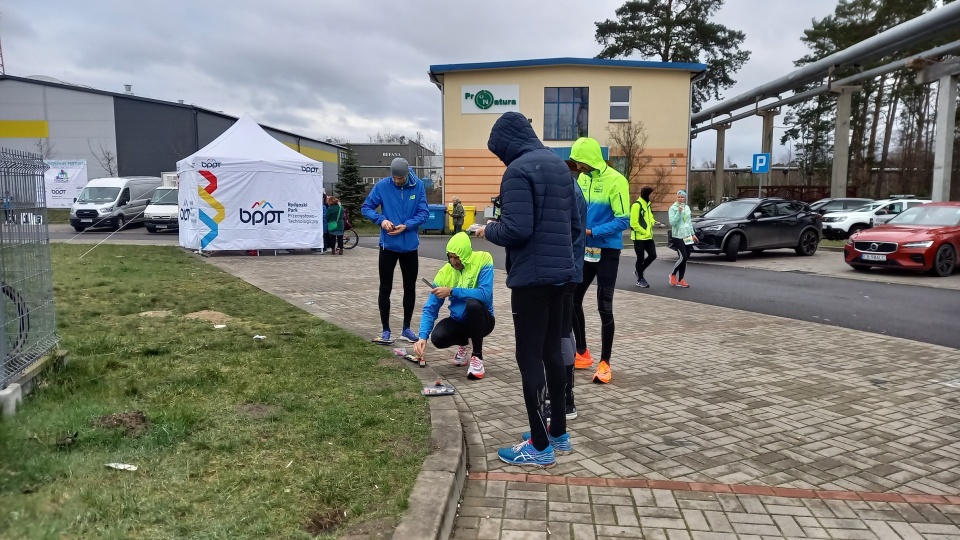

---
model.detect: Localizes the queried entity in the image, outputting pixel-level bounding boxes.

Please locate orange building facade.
[428,58,707,219]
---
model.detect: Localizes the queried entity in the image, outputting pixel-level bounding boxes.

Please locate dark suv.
[692,198,823,262]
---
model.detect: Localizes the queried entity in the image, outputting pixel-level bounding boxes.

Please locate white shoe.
[467,356,485,380]
[453,345,468,366]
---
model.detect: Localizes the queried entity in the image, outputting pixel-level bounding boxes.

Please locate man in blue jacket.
[476,111,580,468]
[361,158,430,344]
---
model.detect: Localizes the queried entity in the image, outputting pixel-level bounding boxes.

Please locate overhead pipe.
[691,38,960,134]
[691,1,960,124]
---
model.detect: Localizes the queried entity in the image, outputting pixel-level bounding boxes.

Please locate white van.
[69,176,163,232]
[144,186,179,233]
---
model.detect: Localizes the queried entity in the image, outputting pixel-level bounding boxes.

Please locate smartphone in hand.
[421,278,433,287]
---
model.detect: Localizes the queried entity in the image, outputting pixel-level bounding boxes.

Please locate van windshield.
[77,187,120,203]
[150,189,178,205]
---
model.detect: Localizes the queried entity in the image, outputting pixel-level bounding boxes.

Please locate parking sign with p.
[752,153,771,174]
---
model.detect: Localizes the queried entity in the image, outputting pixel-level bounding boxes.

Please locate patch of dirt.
[237,403,280,419]
[93,411,149,437]
[184,310,232,324]
[337,517,397,540]
[138,310,173,318]
[304,508,347,537]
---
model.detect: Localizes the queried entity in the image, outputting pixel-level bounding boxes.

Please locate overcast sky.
[5,0,841,165]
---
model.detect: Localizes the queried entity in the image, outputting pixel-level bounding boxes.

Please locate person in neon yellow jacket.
[568,137,630,385]
[630,186,660,288]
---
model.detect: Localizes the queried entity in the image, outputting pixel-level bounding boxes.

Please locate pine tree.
[335,150,365,223]
[594,0,751,112]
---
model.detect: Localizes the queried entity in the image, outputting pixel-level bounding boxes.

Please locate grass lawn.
[820,239,847,249]
[0,244,430,539]
[47,209,70,225]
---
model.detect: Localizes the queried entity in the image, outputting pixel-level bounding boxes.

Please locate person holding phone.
[361,158,430,344]
[413,232,495,380]
[668,189,696,288]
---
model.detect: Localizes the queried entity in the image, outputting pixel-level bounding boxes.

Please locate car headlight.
[100,206,113,214]
[903,241,933,248]
[824,217,843,223]
[701,225,724,231]
[845,237,853,245]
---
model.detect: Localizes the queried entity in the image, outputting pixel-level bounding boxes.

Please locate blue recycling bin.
[422,204,447,233]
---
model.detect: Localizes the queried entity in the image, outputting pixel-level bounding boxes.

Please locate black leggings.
[430,299,495,359]
[573,249,620,362]
[671,240,691,280]
[512,285,566,451]
[378,248,418,331]
[331,234,344,251]
[633,239,657,279]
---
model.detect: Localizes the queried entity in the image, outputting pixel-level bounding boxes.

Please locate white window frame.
[609,86,631,122]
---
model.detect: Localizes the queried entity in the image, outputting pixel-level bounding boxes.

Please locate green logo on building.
[474,90,495,110]
[464,89,517,110]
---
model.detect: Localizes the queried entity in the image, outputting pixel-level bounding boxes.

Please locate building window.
[610,86,631,121]
[543,87,589,141]
[340,151,348,162]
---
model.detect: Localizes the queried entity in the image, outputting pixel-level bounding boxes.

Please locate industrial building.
[428,57,707,215]
[0,75,345,194]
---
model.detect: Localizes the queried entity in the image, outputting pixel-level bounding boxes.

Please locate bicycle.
[342,228,359,250]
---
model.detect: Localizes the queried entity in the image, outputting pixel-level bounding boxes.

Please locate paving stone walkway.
[207,247,960,540]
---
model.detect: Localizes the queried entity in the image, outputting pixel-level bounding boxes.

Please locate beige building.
[428,58,707,215]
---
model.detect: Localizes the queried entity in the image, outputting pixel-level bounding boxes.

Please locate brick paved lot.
[208,247,960,539]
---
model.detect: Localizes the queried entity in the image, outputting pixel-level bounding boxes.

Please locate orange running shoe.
[678,279,690,288]
[574,349,594,370]
[593,360,611,384]
[669,274,678,287]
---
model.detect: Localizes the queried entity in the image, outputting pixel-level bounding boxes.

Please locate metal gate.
[0,148,58,389]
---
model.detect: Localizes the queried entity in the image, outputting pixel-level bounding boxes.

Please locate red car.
[844,202,960,277]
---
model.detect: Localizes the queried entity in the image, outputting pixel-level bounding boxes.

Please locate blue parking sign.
[752,153,771,174]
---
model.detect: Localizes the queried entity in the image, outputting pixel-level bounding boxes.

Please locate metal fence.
[0,148,58,390]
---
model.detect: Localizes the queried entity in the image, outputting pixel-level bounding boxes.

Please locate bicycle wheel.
[343,229,360,249]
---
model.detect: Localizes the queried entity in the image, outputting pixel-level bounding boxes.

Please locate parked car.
[844,201,960,277]
[809,197,874,215]
[821,196,930,239]
[144,186,179,233]
[691,197,823,262]
[69,176,162,232]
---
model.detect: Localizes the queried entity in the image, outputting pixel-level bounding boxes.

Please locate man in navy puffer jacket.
[477,111,580,468]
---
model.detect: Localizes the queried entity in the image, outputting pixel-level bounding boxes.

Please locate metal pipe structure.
[691,1,960,124]
[691,39,960,135]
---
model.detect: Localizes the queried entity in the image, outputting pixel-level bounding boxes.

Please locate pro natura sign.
[461,85,520,114]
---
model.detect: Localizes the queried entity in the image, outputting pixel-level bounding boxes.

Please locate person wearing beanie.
[668,189,696,288]
[568,136,631,385]
[361,157,430,344]
[630,186,659,288]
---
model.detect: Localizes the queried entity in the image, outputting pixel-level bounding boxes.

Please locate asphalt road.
[414,235,960,350]
[49,226,960,349]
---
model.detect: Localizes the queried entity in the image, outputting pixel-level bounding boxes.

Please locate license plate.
[81,219,92,223]
[156,225,166,229]
[862,253,886,261]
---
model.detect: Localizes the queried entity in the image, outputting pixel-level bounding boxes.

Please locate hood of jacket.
[487,112,546,166]
[445,232,474,264]
[569,137,607,172]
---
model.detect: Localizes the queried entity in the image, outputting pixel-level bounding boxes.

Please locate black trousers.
[512,285,566,451]
[573,249,620,362]
[430,299,495,359]
[330,234,344,251]
[670,240,691,280]
[633,239,657,279]
[378,248,418,331]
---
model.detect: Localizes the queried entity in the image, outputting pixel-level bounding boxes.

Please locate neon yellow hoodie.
[569,137,630,249]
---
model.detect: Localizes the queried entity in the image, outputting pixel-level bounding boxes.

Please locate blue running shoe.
[400,328,418,343]
[497,439,556,467]
[520,431,573,455]
[372,330,393,345]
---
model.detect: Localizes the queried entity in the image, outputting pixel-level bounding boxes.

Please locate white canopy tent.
[176,113,326,251]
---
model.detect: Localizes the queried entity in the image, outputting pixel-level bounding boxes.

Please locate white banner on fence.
[43,160,87,208]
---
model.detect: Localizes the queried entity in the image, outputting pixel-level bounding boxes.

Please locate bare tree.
[606,121,653,190]
[34,139,56,159]
[649,166,673,207]
[368,131,408,144]
[324,136,351,145]
[88,140,118,176]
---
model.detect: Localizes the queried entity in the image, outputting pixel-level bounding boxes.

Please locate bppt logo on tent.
[241,201,284,225]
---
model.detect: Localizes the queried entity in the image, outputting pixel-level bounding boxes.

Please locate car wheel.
[851,265,871,272]
[115,215,126,230]
[848,224,866,236]
[795,230,819,256]
[145,225,156,233]
[931,244,956,277]
[724,234,741,262]
[73,226,85,233]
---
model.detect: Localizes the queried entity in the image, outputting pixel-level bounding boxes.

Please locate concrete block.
[0,383,22,417]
